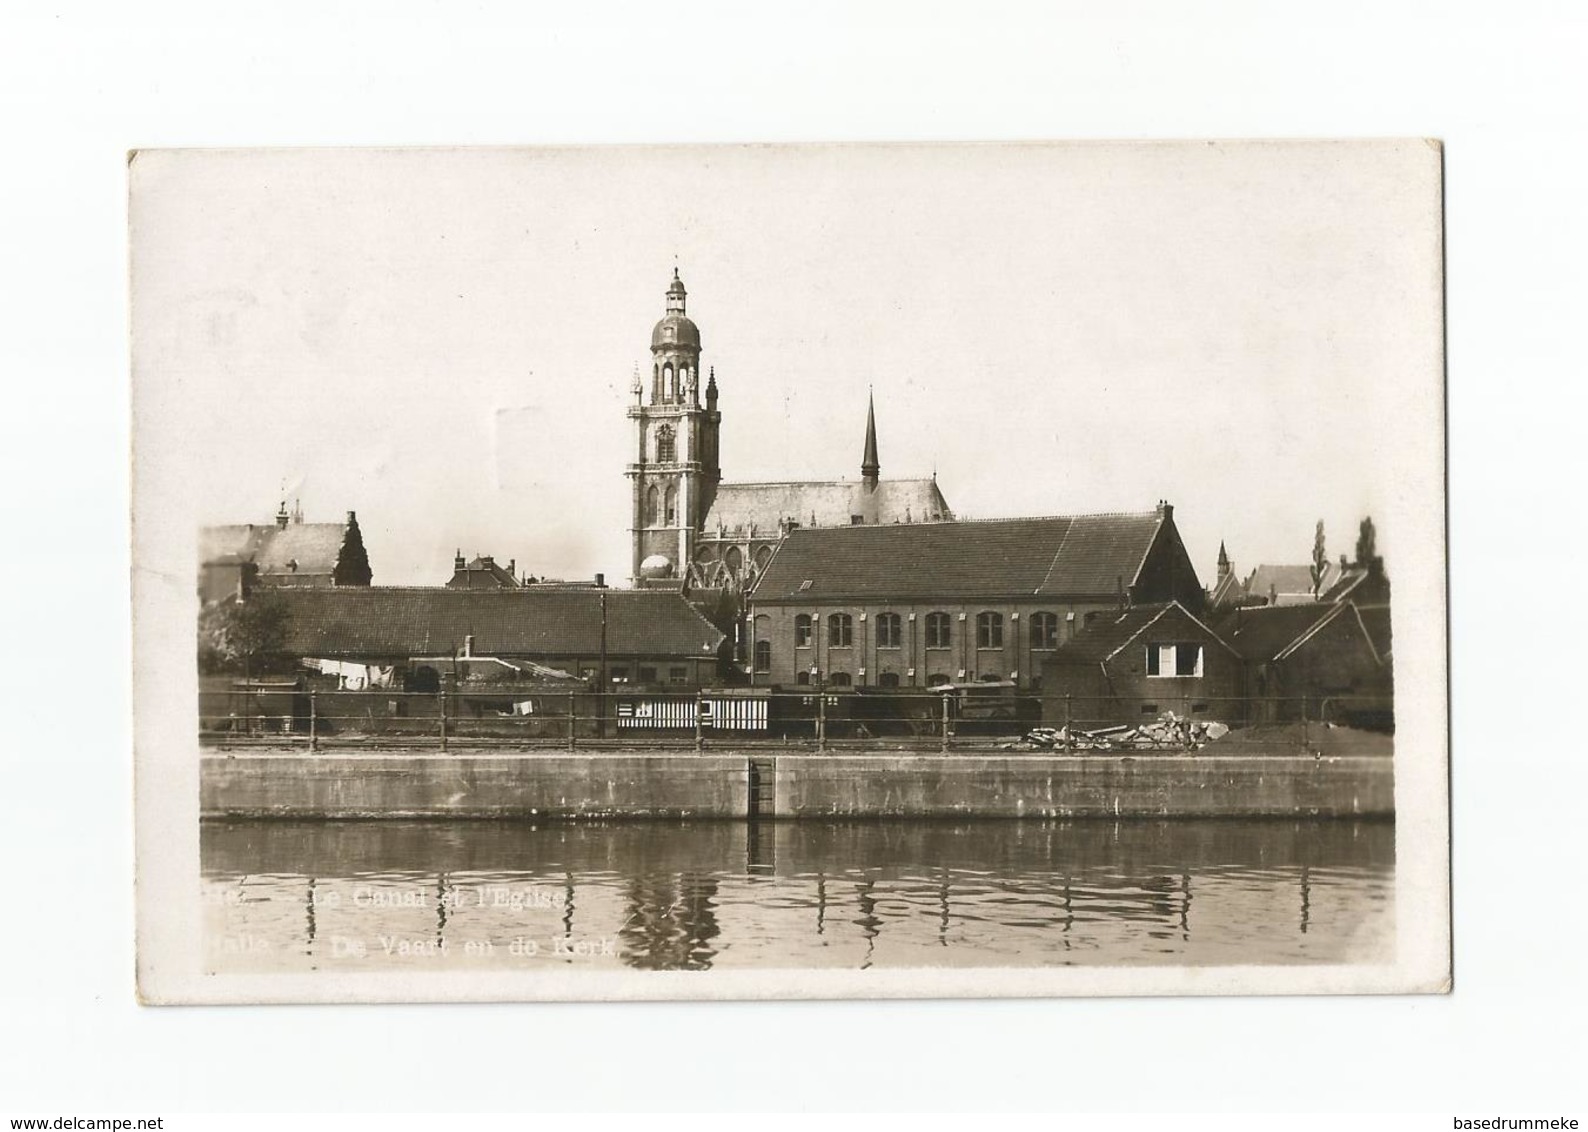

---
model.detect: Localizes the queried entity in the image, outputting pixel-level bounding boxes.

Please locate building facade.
[747,504,1204,691]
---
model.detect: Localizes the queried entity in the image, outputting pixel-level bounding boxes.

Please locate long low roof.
[751,511,1169,602]
[702,478,952,536]
[265,586,726,659]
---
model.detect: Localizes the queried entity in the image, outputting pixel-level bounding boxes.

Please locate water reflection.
[202,818,1394,972]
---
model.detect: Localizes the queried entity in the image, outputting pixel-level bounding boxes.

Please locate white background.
[2,0,1585,1116]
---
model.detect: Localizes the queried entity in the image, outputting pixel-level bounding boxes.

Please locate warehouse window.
[925,611,951,649]
[828,613,853,647]
[1145,643,1204,678]
[753,640,771,672]
[794,614,813,648]
[976,612,1004,649]
[875,612,902,649]
[668,666,688,684]
[878,671,901,688]
[1030,611,1060,649]
[829,672,852,686]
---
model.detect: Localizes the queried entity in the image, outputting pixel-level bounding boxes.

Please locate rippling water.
[202,819,1394,972]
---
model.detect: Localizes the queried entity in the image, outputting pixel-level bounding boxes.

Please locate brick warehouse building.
[746,503,1204,691]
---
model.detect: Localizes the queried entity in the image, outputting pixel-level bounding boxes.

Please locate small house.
[1039,601,1243,730]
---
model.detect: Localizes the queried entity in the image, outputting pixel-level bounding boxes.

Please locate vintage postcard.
[132,141,1449,1002]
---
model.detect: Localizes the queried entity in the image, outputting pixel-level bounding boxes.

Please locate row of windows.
[791,611,1064,650]
[607,665,692,684]
[651,365,693,403]
[788,671,986,688]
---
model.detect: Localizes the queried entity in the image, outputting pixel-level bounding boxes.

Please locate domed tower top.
[651,268,701,350]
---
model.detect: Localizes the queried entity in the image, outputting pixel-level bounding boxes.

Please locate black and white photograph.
[132,141,1447,1001]
[11,2,1588,1123]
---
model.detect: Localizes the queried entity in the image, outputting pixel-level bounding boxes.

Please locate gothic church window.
[646,485,660,526]
[664,484,677,525]
[656,426,675,463]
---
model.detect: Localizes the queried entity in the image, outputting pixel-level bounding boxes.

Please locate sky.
[131,141,1443,588]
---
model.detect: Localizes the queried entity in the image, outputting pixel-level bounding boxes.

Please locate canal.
[203,818,1394,972]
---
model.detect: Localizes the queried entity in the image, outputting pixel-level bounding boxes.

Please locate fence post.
[940,694,951,753]
[1300,695,1309,752]
[816,694,827,753]
[438,689,448,752]
[695,699,705,752]
[1064,694,1072,753]
[309,690,318,752]
[567,692,577,751]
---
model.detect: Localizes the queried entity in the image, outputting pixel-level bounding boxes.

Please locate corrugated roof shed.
[751,511,1167,602]
[269,587,726,660]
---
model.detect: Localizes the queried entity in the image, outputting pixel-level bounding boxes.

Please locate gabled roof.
[751,511,1168,602]
[1207,569,1248,610]
[201,522,348,578]
[1212,602,1347,662]
[702,478,952,538]
[1053,601,1240,663]
[447,555,520,589]
[1243,562,1343,606]
[269,587,726,660]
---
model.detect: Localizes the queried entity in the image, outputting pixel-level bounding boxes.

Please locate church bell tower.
[627,269,722,585]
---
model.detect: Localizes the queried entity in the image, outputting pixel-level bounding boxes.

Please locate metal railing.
[198,684,1393,755]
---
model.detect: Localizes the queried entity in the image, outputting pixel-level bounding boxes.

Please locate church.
[626,269,953,592]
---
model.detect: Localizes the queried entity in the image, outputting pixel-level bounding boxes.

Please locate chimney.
[508,558,515,577]
[594,572,606,588]
[454,549,465,571]
[346,511,357,527]
[1156,499,1173,521]
[275,501,290,529]
[463,634,475,658]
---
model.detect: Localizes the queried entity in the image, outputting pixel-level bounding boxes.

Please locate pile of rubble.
[1004,712,1231,752]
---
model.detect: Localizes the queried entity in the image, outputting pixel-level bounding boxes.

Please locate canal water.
[202,818,1394,972]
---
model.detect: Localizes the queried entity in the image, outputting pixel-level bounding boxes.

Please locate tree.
[1356,516,1377,566]
[1310,520,1328,599]
[197,592,295,677]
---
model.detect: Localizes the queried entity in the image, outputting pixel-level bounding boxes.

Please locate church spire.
[861,388,880,490]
